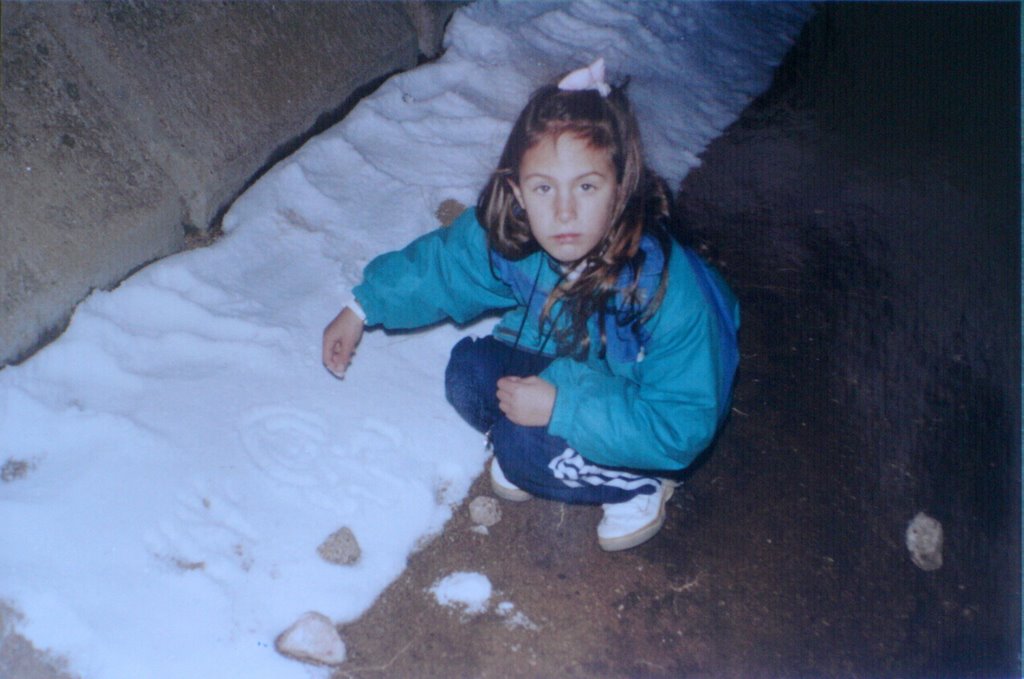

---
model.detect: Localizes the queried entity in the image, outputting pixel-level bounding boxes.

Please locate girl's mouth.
[553,233,579,242]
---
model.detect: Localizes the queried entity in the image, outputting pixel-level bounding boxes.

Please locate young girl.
[322,59,739,551]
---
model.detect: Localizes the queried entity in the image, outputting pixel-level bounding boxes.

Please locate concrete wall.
[0,1,460,367]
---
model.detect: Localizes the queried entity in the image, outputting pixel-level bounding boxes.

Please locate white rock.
[275,611,347,666]
[469,495,501,527]
[318,526,361,565]
[906,512,943,571]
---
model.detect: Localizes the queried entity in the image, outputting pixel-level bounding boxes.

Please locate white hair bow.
[557,57,611,97]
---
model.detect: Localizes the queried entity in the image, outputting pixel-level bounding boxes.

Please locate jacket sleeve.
[540,281,728,472]
[353,209,516,329]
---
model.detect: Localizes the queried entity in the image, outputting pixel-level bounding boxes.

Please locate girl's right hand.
[322,306,364,378]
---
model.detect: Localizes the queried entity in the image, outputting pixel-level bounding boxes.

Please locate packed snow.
[430,572,493,615]
[0,2,810,676]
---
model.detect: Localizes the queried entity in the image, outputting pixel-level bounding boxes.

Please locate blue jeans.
[445,336,659,505]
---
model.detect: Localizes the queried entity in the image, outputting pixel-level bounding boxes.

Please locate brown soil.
[332,5,1020,679]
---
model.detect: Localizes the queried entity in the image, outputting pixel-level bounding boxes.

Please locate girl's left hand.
[496,375,556,427]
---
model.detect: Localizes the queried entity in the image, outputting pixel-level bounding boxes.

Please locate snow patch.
[430,572,493,615]
[496,601,539,631]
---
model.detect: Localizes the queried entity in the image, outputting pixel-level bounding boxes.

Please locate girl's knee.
[445,337,502,432]
[444,337,483,405]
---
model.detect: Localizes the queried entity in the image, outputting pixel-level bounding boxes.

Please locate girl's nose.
[556,192,575,223]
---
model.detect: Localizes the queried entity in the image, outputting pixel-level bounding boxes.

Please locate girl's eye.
[532,184,551,194]
[581,183,596,191]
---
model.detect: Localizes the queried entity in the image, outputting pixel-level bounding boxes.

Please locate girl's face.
[510,133,618,264]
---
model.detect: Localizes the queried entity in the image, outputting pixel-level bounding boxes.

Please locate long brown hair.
[477,81,671,358]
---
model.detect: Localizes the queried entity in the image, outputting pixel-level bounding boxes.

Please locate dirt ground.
[332,5,1020,679]
[1,4,1019,679]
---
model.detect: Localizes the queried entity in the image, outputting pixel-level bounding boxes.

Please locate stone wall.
[0,1,460,367]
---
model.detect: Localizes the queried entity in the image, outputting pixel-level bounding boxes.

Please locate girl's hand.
[322,306,364,378]
[497,375,556,427]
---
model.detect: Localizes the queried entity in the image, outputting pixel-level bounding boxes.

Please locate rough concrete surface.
[0,1,459,367]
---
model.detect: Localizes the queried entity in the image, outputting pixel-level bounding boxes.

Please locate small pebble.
[469,495,501,527]
[275,611,347,666]
[435,198,467,227]
[1,459,32,482]
[317,526,361,565]
[906,511,943,571]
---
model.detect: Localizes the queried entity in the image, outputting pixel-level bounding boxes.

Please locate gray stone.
[317,526,361,566]
[469,495,501,527]
[905,512,943,571]
[1,3,184,364]
[401,1,464,58]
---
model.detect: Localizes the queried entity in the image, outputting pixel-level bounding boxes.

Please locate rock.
[317,526,361,565]
[906,512,943,571]
[435,198,467,227]
[469,495,501,527]
[275,611,346,666]
[1,1,433,367]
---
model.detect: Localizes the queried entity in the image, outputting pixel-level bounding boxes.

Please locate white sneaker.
[489,457,532,502]
[597,481,675,551]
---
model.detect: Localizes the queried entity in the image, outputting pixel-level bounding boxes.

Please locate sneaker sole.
[490,477,533,502]
[489,458,532,502]
[598,482,675,552]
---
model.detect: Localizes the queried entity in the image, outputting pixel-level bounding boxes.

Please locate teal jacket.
[353,208,739,472]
